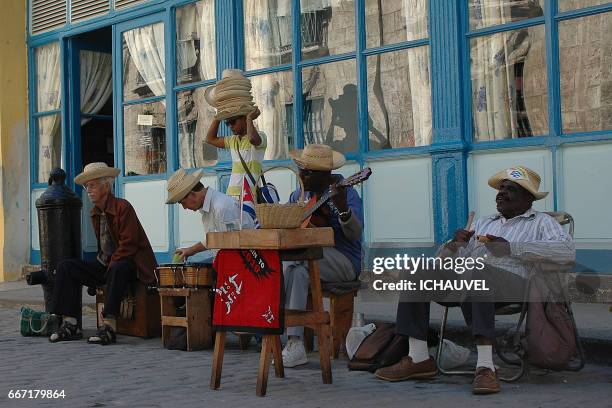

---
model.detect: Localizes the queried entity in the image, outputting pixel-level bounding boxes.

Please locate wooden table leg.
[256,335,274,397]
[272,335,284,378]
[210,331,226,390]
[308,259,333,384]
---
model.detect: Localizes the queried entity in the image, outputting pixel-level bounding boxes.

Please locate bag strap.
[234,138,258,187]
[27,314,50,334]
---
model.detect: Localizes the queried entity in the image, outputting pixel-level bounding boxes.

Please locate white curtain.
[80,51,112,125]
[36,43,61,182]
[245,0,292,160]
[124,23,165,97]
[404,0,432,146]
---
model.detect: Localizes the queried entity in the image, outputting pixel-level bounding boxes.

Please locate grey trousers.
[284,247,357,337]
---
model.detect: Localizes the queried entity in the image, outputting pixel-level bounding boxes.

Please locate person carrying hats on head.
[166,168,255,260]
[48,163,158,346]
[376,166,575,395]
[281,144,365,368]
[205,69,267,199]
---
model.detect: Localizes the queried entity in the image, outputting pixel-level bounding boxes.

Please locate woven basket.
[255,166,305,229]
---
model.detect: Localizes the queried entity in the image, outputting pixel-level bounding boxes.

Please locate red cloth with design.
[212,249,284,334]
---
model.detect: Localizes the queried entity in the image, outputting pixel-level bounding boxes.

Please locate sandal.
[49,320,82,343]
[87,324,116,345]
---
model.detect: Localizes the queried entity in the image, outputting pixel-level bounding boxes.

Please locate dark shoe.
[49,320,82,343]
[374,356,437,382]
[87,325,117,345]
[472,367,501,394]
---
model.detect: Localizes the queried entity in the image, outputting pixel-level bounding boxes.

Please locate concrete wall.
[0,0,30,282]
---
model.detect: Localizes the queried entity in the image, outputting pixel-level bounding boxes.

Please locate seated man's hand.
[484,235,511,257]
[446,229,474,252]
[175,247,194,260]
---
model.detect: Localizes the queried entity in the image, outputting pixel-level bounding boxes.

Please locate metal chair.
[435,211,585,382]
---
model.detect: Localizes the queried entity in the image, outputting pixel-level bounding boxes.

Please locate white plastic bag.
[345,323,376,360]
[429,339,471,370]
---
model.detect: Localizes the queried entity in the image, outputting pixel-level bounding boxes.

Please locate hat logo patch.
[507,169,526,180]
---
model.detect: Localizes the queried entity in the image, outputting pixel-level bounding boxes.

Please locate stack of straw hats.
[204,69,257,120]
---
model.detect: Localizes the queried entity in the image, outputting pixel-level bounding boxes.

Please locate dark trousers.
[50,258,137,318]
[396,266,527,341]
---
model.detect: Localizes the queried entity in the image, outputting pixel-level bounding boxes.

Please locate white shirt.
[449,208,575,279]
[199,188,255,248]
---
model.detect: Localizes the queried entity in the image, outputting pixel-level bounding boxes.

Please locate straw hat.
[74,162,120,185]
[289,144,346,171]
[204,69,258,120]
[488,166,548,200]
[166,168,204,204]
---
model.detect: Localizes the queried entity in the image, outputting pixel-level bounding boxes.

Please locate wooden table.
[206,227,335,396]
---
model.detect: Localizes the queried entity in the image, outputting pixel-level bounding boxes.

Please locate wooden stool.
[304,281,360,358]
[159,288,213,351]
[95,281,161,338]
[206,228,335,397]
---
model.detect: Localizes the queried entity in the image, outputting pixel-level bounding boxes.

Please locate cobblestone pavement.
[1,307,611,408]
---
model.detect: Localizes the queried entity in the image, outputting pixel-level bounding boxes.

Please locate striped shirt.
[452,208,575,279]
[224,132,267,197]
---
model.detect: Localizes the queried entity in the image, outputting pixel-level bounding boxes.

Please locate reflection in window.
[37,115,61,183]
[367,47,432,150]
[244,0,292,70]
[365,0,428,48]
[559,12,612,133]
[124,101,166,176]
[302,60,358,154]
[250,71,294,160]
[177,87,218,168]
[300,0,355,60]
[469,0,544,30]
[36,43,61,112]
[471,25,548,141]
[123,22,165,101]
[176,0,216,85]
[558,0,610,12]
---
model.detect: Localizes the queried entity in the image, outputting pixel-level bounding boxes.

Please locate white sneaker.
[282,338,308,368]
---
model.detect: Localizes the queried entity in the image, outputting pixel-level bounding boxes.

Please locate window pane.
[365,0,428,49]
[250,71,295,160]
[560,12,612,133]
[301,0,355,60]
[36,42,61,112]
[302,59,358,154]
[80,50,112,115]
[37,115,61,183]
[123,101,166,176]
[123,22,165,101]
[558,0,610,12]
[176,0,216,85]
[177,87,219,168]
[469,0,544,30]
[367,47,432,150]
[471,25,548,141]
[244,0,292,71]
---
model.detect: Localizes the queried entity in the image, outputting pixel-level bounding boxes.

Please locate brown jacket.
[91,195,158,283]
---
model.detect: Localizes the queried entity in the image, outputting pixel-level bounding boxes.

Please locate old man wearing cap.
[48,163,158,345]
[375,166,575,395]
[281,144,364,368]
[166,168,254,260]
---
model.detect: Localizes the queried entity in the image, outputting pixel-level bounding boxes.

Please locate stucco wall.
[0,0,30,281]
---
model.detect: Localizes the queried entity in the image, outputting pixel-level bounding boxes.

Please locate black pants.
[50,258,137,318]
[396,266,527,341]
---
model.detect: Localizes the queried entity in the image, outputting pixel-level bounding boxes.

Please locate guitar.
[300,167,372,227]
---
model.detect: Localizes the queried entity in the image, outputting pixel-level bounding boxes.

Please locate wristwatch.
[338,209,352,222]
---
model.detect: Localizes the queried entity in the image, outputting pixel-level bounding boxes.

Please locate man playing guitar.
[281,144,369,368]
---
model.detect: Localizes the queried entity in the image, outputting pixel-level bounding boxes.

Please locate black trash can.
[35,168,83,316]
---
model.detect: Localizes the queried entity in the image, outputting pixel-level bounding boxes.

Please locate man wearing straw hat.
[204,69,266,199]
[281,144,364,368]
[166,168,254,260]
[375,166,575,395]
[48,163,158,345]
